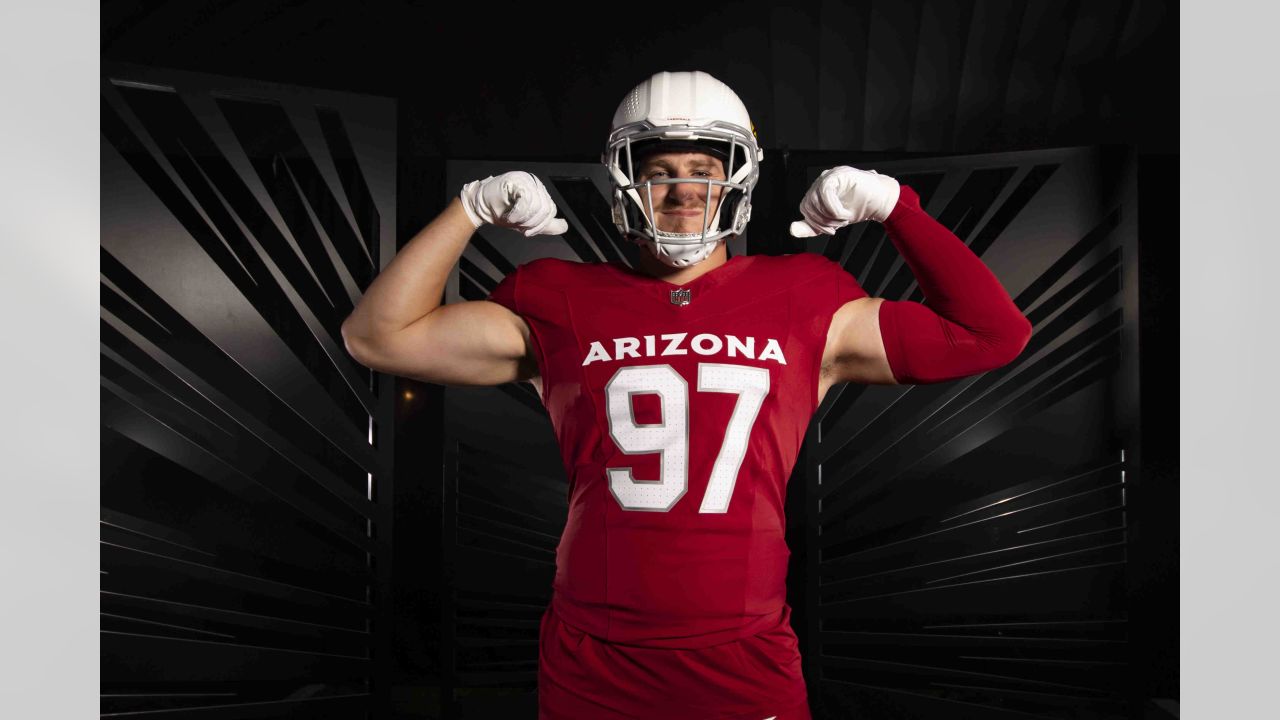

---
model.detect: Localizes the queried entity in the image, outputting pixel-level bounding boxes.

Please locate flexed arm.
[794,167,1032,385]
[341,172,567,386]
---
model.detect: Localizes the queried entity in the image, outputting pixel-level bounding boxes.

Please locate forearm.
[877,186,1032,383]
[341,198,476,343]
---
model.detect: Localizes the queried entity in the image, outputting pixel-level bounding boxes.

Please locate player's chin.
[656,218,711,235]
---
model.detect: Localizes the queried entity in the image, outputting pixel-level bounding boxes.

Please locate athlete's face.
[635,151,727,235]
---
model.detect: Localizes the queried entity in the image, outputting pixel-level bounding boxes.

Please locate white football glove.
[788,166,901,237]
[459,171,569,237]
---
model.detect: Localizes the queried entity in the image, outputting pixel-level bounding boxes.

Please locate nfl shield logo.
[670,288,692,306]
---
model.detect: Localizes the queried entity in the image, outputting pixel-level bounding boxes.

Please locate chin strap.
[638,194,727,268]
[876,186,1033,384]
[645,236,720,268]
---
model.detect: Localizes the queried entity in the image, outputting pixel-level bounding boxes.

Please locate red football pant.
[537,600,811,719]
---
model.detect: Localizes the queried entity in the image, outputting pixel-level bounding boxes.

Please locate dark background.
[102,1,1178,717]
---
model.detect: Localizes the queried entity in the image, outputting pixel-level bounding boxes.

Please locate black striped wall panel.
[801,147,1142,719]
[100,63,396,718]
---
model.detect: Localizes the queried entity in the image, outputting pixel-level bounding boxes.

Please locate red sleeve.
[834,259,869,305]
[811,257,870,410]
[487,267,520,314]
[485,265,548,384]
[876,185,1033,384]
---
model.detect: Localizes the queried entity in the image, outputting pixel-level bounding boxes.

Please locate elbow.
[986,313,1033,370]
[340,320,377,366]
[340,315,360,345]
[342,334,370,367]
[1009,313,1033,360]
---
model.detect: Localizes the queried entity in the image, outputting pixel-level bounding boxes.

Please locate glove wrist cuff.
[870,176,902,224]
[883,184,926,227]
[458,180,486,229]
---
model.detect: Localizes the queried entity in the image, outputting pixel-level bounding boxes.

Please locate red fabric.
[538,599,811,719]
[877,185,1033,384]
[488,253,864,650]
[489,254,859,714]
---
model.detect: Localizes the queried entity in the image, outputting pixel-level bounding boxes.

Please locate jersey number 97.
[604,363,769,513]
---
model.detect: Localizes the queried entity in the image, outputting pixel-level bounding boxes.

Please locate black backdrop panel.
[100,64,397,718]
[800,147,1141,719]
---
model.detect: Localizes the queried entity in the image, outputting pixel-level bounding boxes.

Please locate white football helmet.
[603,71,763,267]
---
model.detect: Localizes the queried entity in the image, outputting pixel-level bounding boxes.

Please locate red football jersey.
[487,252,867,648]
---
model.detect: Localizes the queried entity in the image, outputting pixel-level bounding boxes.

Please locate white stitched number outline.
[604,363,769,513]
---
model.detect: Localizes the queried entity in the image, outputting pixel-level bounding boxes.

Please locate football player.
[342,71,1032,720]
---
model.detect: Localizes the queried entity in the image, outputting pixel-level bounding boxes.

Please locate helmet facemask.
[607,125,757,267]
[603,71,763,268]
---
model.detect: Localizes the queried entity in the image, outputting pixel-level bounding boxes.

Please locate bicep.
[345,300,537,386]
[822,297,899,386]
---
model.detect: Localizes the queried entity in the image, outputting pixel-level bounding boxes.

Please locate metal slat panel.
[101,62,396,718]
